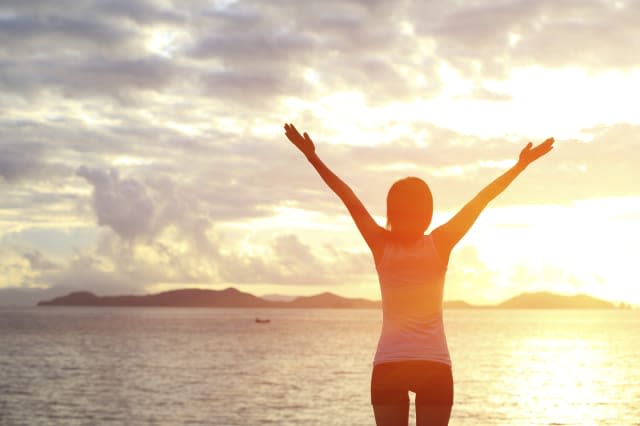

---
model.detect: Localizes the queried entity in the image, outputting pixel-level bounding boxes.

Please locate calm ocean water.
[1,307,639,426]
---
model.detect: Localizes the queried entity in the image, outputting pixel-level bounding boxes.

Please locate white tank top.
[373,233,451,366]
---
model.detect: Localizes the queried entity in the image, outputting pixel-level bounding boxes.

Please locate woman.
[283,123,554,426]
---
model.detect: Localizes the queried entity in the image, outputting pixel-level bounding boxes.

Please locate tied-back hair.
[386,177,433,235]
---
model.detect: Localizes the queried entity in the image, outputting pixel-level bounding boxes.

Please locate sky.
[1,0,639,306]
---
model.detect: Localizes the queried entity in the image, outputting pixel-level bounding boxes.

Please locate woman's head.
[386,177,433,238]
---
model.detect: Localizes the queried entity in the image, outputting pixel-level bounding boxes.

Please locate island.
[496,291,616,309]
[37,288,620,309]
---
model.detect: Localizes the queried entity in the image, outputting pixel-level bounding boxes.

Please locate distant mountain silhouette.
[497,291,615,309]
[37,288,619,309]
[443,300,475,309]
[38,288,270,308]
[287,292,380,309]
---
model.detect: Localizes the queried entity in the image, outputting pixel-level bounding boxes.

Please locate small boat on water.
[255,318,270,323]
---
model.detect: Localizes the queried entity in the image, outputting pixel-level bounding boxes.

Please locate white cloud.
[77,167,156,240]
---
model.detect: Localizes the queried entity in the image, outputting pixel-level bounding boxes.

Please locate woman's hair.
[386,177,433,235]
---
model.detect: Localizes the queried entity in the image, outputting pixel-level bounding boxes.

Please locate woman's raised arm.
[283,123,386,259]
[432,137,554,264]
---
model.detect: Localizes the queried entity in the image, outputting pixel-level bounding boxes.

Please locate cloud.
[0,0,443,108]
[216,233,374,286]
[42,253,142,295]
[3,0,639,112]
[410,0,640,79]
[94,230,218,286]
[0,142,45,182]
[8,112,640,228]
[23,250,58,272]
[1,0,639,300]
[1,56,182,101]
[77,166,156,240]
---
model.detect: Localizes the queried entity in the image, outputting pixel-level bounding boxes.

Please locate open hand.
[518,137,554,167]
[284,123,315,158]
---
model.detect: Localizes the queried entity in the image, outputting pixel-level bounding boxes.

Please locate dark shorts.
[370,360,453,406]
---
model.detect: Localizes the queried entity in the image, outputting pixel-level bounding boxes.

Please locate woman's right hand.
[518,137,554,167]
[284,123,316,158]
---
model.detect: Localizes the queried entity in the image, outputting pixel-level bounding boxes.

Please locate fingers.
[527,137,554,153]
[533,137,554,152]
[529,137,555,159]
[540,137,554,147]
[284,123,296,133]
[284,123,302,139]
[303,132,313,143]
[526,137,554,151]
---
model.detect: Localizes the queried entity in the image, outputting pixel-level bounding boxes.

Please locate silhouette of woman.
[283,123,554,426]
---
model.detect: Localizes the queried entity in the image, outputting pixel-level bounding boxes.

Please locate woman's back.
[374,234,451,366]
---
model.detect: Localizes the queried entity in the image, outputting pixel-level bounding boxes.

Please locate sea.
[1,307,639,426]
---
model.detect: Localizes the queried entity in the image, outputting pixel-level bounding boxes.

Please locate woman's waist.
[374,323,451,366]
[379,313,445,339]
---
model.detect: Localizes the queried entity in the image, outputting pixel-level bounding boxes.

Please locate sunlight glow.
[487,67,640,137]
[145,28,190,58]
[165,121,202,136]
[303,68,321,86]
[508,32,521,47]
[438,63,474,97]
[226,206,348,233]
[294,65,640,143]
[112,156,154,167]
[457,197,640,304]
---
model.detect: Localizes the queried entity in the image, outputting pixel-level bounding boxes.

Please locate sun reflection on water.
[448,310,639,425]
[509,337,620,424]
